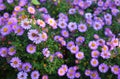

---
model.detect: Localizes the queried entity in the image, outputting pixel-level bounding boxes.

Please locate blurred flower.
[88,41,98,50]
[78,23,87,32]
[70,45,79,54]
[91,50,100,58]
[26,44,36,54]
[61,30,69,38]
[21,19,31,29]
[42,48,50,58]
[22,62,32,72]
[0,47,8,57]
[8,46,16,56]
[90,58,99,67]
[31,70,40,79]
[111,65,119,75]
[42,75,48,79]
[28,6,35,14]
[58,21,67,29]
[101,51,111,59]
[0,25,11,36]
[10,57,21,68]
[58,67,66,76]
[99,63,109,73]
[37,19,46,28]
[75,51,84,60]
[17,71,28,79]
[68,22,77,32]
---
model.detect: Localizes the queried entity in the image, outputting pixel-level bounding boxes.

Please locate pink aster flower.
[91,50,100,58]
[0,47,8,57]
[27,6,35,14]
[99,63,109,73]
[26,44,36,54]
[58,67,66,76]
[75,51,84,60]
[111,65,119,75]
[88,41,98,50]
[42,75,48,79]
[31,70,40,79]
[22,62,32,72]
[42,48,50,58]
[37,19,46,28]
[78,23,87,32]
[40,32,48,41]
[101,51,111,59]
[90,58,99,67]
[8,46,16,56]
[70,45,79,54]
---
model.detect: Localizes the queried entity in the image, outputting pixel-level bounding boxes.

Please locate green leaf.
[31,0,40,5]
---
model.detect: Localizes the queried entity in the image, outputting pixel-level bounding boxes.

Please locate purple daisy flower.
[8,46,16,56]
[31,70,40,79]
[114,0,120,6]
[93,21,103,31]
[70,45,79,54]
[101,51,111,59]
[75,72,81,78]
[104,13,112,21]
[90,58,99,67]
[99,63,109,73]
[67,72,75,79]
[61,30,69,38]
[76,36,85,45]
[22,62,32,72]
[85,69,91,76]
[90,71,99,79]
[26,44,36,54]
[0,47,8,57]
[88,41,98,50]
[17,71,28,79]
[78,23,87,32]
[21,19,31,30]
[55,52,63,58]
[61,64,68,72]
[85,13,93,19]
[91,50,100,58]
[17,63,23,71]
[68,8,76,15]
[7,17,17,25]
[67,41,75,49]
[75,51,84,60]
[14,26,24,36]
[38,7,48,13]
[97,0,104,6]
[3,12,9,18]
[42,48,50,58]
[58,67,66,76]
[0,25,11,36]
[111,8,119,16]
[58,21,67,29]
[10,57,21,68]
[19,0,28,7]
[28,29,39,41]
[0,3,6,11]
[68,22,77,32]
[96,38,105,46]
[111,65,119,75]
[33,34,42,44]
